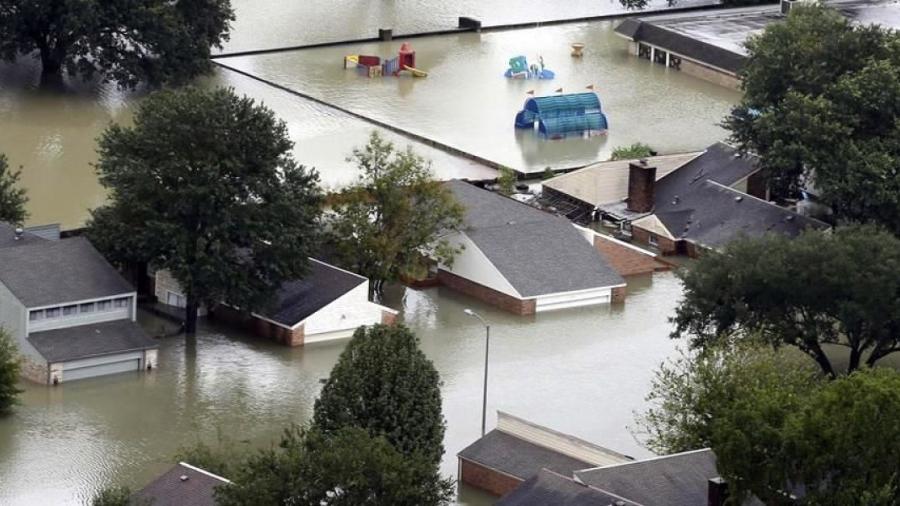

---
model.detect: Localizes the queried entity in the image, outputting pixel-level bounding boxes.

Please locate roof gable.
[258,259,367,327]
[654,142,758,207]
[0,236,134,307]
[447,181,624,297]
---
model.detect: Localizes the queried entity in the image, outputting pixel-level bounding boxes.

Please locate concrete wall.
[459,458,523,497]
[304,283,383,339]
[439,232,521,299]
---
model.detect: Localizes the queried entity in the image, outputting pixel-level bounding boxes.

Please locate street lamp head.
[463,308,475,316]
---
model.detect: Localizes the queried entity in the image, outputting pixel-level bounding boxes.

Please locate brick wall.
[459,458,523,497]
[611,286,626,303]
[437,270,536,316]
[20,356,48,384]
[593,235,669,276]
[746,171,768,200]
[212,305,304,346]
[631,226,678,255]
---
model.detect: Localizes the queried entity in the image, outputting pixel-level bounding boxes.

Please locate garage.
[62,353,143,382]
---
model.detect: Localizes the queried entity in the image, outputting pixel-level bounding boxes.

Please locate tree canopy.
[637,345,900,504]
[327,132,464,295]
[0,154,27,224]
[610,142,654,161]
[725,5,900,233]
[88,86,322,334]
[313,324,446,469]
[217,426,453,506]
[0,0,234,87]
[0,327,22,415]
[672,226,900,377]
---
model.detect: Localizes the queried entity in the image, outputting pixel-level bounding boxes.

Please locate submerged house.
[0,223,157,384]
[543,142,828,257]
[460,411,746,506]
[154,258,396,346]
[134,462,230,506]
[441,180,626,315]
[515,92,609,138]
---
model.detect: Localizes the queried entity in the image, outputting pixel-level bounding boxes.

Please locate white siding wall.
[534,288,612,312]
[303,283,383,342]
[0,281,43,362]
[439,232,521,299]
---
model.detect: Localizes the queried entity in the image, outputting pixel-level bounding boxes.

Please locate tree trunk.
[184,297,200,335]
[38,44,66,89]
[809,345,837,379]
[848,346,862,374]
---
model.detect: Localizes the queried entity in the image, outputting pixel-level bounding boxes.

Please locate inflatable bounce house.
[344,42,428,78]
[504,55,554,80]
[515,92,608,138]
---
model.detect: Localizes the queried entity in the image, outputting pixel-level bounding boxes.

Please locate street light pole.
[464,309,490,437]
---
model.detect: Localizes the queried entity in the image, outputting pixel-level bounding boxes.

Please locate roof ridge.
[178,462,232,484]
[576,447,714,474]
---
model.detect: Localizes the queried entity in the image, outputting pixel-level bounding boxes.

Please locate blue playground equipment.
[514,92,609,138]
[504,55,555,80]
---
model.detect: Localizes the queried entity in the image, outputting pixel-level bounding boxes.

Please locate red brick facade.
[631,226,678,256]
[459,458,524,497]
[746,171,768,200]
[437,269,536,315]
[592,235,670,276]
[212,305,305,346]
[381,310,398,325]
[611,285,626,303]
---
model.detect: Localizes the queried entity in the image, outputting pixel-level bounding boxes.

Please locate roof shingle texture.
[457,429,595,480]
[497,469,639,506]
[575,449,719,506]
[134,463,229,506]
[446,180,624,297]
[0,236,134,307]
[0,222,46,249]
[259,259,366,327]
[28,319,158,363]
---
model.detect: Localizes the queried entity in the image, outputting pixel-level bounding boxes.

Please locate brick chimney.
[627,160,656,213]
[708,477,729,506]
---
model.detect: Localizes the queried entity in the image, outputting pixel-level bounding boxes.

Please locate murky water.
[224,0,718,53]
[0,273,683,505]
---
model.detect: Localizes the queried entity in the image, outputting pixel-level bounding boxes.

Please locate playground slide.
[402,65,428,77]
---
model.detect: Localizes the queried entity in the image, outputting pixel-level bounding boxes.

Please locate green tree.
[88,87,322,334]
[671,227,900,377]
[217,426,453,506]
[0,0,234,87]
[328,132,464,295]
[313,324,446,469]
[609,142,654,161]
[496,167,517,196]
[90,486,136,506]
[0,154,27,224]
[725,5,900,233]
[0,328,22,415]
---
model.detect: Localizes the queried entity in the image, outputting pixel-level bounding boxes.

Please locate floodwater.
[0,273,683,505]
[224,0,718,53]
[221,21,740,173]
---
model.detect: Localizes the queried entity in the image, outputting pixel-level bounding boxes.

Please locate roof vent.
[180,475,189,482]
[507,220,516,225]
[735,196,743,202]
[13,227,23,241]
[786,215,795,221]
[672,196,680,205]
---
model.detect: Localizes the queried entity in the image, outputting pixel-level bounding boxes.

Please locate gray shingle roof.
[575,449,719,506]
[259,259,367,327]
[134,462,230,506]
[458,429,595,481]
[654,142,759,206]
[0,222,46,249]
[446,181,624,297]
[0,236,134,307]
[28,319,158,363]
[497,469,639,506]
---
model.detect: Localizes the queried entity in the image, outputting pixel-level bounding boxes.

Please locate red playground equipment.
[343,42,428,78]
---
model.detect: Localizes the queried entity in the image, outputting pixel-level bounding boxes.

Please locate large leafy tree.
[217,426,453,506]
[88,87,322,334]
[0,328,22,415]
[638,346,900,504]
[328,132,464,296]
[313,324,446,469]
[725,5,900,233]
[672,226,900,377]
[0,154,27,224]
[0,0,234,87]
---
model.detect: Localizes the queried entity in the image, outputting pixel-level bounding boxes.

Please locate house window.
[45,307,60,318]
[29,310,43,321]
[97,300,112,312]
[166,291,186,308]
[62,305,77,316]
[80,303,95,313]
[649,234,659,247]
[115,298,130,309]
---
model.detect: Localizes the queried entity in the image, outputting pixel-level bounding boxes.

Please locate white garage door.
[63,357,141,382]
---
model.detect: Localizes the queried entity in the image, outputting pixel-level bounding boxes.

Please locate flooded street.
[0,273,682,505]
